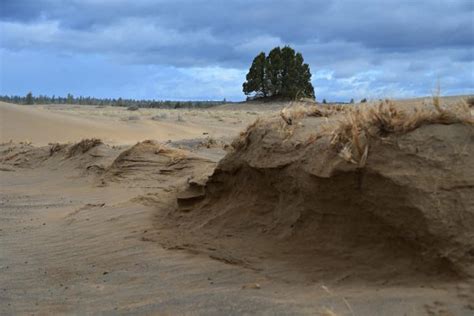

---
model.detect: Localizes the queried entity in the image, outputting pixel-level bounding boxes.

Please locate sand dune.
[167,102,474,280]
[1,98,473,314]
[0,102,255,145]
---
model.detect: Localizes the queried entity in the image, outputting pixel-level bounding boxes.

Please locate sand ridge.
[1,98,473,314]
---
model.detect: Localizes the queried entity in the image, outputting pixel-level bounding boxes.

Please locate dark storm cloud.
[2,0,473,56]
[1,0,473,100]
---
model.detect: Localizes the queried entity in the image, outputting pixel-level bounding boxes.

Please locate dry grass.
[327,99,473,166]
[66,138,103,158]
[466,96,474,108]
[276,103,350,142]
[49,143,67,156]
[319,308,338,316]
[230,97,473,160]
[280,102,349,125]
[198,136,221,149]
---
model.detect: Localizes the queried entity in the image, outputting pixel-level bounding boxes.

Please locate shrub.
[466,96,474,107]
[151,113,168,120]
[25,92,34,105]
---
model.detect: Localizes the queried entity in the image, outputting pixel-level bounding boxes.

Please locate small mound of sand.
[0,139,115,172]
[166,101,474,280]
[105,140,185,180]
[0,142,45,169]
[0,139,215,189]
[104,140,215,188]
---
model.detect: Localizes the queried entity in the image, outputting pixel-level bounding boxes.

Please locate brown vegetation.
[326,99,472,165]
[466,96,474,107]
[66,138,103,158]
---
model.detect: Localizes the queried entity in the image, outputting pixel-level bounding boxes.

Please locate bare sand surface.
[0,102,265,146]
[1,99,473,315]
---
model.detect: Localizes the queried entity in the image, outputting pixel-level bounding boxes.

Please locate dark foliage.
[25,92,34,105]
[0,93,229,109]
[243,46,314,100]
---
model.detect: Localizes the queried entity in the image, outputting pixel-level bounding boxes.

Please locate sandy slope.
[1,141,471,315]
[1,99,473,315]
[0,102,261,145]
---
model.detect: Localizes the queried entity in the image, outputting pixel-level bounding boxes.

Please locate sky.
[0,0,473,102]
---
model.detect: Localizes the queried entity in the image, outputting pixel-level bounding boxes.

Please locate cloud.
[0,0,473,100]
[0,48,246,100]
[152,67,247,100]
[235,35,284,55]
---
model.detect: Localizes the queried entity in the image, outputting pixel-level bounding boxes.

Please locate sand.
[0,101,265,146]
[1,99,473,315]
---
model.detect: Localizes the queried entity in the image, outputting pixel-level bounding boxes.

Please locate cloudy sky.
[0,0,473,101]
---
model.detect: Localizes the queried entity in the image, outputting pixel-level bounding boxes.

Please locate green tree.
[25,92,34,105]
[293,52,314,98]
[242,46,314,100]
[67,93,74,104]
[279,46,297,98]
[243,52,267,98]
[265,47,283,96]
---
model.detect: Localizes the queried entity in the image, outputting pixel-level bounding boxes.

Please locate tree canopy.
[1,94,228,109]
[25,92,34,105]
[243,46,314,100]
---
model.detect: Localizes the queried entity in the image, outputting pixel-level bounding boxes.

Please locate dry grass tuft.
[198,136,219,149]
[277,103,351,144]
[49,143,67,156]
[466,96,474,108]
[327,99,473,166]
[280,103,349,126]
[319,308,338,316]
[230,97,473,161]
[67,138,103,157]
